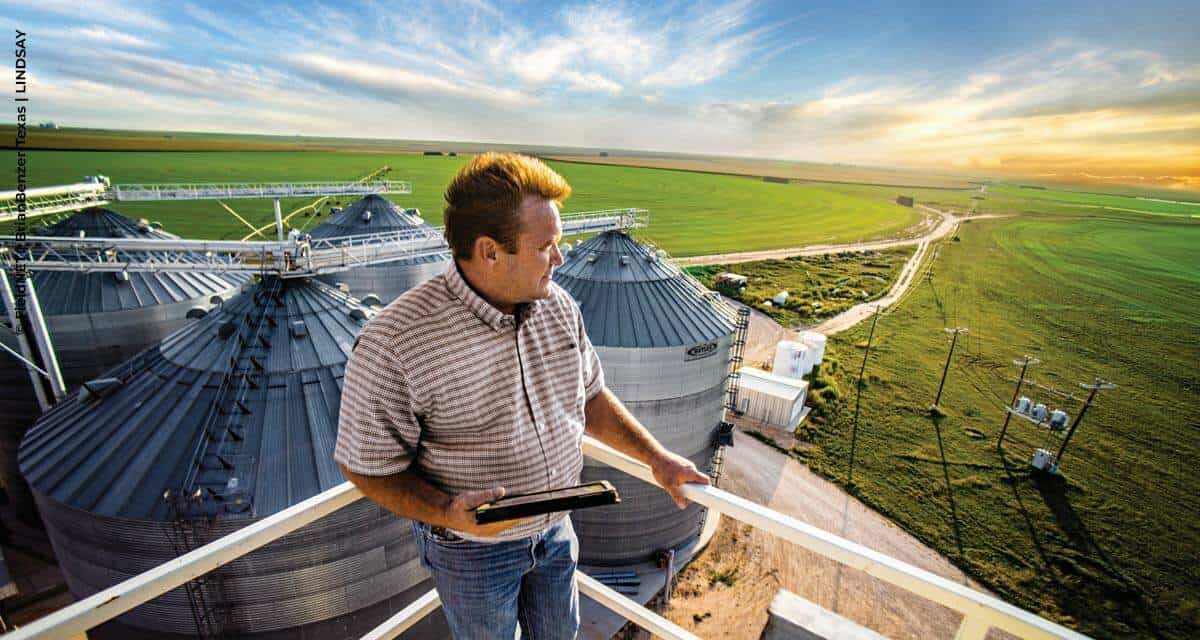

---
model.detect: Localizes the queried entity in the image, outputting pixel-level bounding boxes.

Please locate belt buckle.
[430,525,462,542]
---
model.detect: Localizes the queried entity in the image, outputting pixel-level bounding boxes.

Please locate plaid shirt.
[334,261,605,542]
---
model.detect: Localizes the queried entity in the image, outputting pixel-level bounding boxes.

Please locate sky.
[5,0,1200,188]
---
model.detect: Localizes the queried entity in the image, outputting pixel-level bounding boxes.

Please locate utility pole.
[1056,378,1117,464]
[997,355,1040,449]
[932,327,968,410]
[848,306,880,483]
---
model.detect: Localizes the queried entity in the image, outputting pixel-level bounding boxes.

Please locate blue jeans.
[412,516,580,639]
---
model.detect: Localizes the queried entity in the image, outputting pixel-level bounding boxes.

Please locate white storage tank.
[1016,396,1032,414]
[798,330,827,367]
[772,340,812,379]
[772,291,789,306]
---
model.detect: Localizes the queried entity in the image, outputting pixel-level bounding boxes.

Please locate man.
[334,152,709,639]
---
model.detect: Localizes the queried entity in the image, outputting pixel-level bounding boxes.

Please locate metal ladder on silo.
[712,307,751,486]
[165,490,230,640]
[165,277,283,639]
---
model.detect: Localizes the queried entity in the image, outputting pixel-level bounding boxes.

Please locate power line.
[932,327,968,410]
[1056,379,1118,465]
[997,356,1041,449]
[848,305,881,484]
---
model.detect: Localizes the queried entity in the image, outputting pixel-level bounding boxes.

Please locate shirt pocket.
[539,345,586,433]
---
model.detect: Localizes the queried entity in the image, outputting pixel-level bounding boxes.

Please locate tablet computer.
[474,481,620,524]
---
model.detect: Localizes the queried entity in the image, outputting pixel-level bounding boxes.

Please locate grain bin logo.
[684,341,718,361]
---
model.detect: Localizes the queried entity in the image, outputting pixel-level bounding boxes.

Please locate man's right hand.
[442,486,531,537]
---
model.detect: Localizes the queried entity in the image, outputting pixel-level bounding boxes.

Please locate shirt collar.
[445,261,542,331]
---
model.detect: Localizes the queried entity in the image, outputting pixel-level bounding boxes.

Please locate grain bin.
[311,194,449,303]
[554,230,736,565]
[18,277,440,639]
[0,208,247,525]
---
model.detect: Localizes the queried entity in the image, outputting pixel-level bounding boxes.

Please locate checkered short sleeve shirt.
[334,261,605,542]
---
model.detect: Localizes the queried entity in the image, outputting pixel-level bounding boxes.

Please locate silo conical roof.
[1,208,249,526]
[553,231,735,348]
[2,208,250,317]
[311,194,450,303]
[19,277,366,521]
[16,278,436,637]
[34,207,172,239]
[309,194,425,238]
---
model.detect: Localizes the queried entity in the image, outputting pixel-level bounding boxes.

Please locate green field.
[3,150,920,256]
[793,213,1199,638]
[822,182,1200,220]
[686,248,913,328]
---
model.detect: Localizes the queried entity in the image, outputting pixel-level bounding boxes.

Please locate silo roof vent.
[77,377,123,403]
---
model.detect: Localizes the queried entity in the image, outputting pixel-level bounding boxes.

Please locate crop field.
[2,149,921,256]
[685,248,913,328]
[541,153,976,189]
[6,125,977,189]
[793,213,1199,638]
[822,182,1200,220]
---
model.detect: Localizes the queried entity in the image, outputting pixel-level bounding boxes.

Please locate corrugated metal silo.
[0,208,248,525]
[311,194,450,303]
[553,230,736,565]
[18,277,440,639]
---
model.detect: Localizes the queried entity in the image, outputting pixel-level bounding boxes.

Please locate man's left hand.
[650,450,711,509]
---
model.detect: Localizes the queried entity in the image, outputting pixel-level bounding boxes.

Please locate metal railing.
[111,180,412,201]
[4,436,1089,640]
[0,182,110,222]
[0,208,648,277]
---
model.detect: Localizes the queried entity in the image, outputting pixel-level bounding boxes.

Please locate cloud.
[65,26,161,49]
[285,52,537,107]
[563,71,623,96]
[4,0,170,31]
[693,40,1200,183]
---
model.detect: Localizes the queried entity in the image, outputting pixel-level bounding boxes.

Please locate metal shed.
[18,277,440,639]
[737,367,809,428]
[311,194,449,303]
[554,230,736,565]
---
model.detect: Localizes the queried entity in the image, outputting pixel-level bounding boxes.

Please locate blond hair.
[443,153,571,260]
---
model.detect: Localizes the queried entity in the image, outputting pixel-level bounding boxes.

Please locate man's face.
[497,195,564,304]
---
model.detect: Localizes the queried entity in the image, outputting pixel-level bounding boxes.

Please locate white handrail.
[356,573,700,640]
[5,436,1091,640]
[3,483,363,640]
[577,572,700,640]
[580,438,1091,640]
[359,589,442,640]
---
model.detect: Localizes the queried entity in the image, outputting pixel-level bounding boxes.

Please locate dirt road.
[673,205,948,268]
[665,430,983,639]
